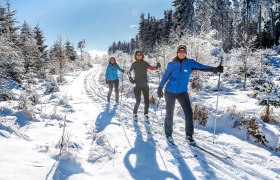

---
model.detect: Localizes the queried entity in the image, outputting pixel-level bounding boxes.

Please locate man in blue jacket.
[157,45,223,144]
[105,57,124,104]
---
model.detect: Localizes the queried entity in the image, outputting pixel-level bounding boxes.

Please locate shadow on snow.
[124,123,181,180]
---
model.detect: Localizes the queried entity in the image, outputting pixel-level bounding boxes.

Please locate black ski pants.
[107,80,119,102]
[164,91,193,137]
[133,86,149,115]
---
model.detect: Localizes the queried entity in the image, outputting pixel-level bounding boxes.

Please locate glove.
[156,62,161,69]
[129,77,135,83]
[157,86,163,98]
[106,81,109,84]
[122,69,125,73]
[214,65,223,73]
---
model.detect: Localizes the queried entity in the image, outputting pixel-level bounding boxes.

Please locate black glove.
[157,86,163,98]
[129,77,135,83]
[214,65,223,73]
[122,69,125,73]
[156,62,161,69]
[106,80,109,84]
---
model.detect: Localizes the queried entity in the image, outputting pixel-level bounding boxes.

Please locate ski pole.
[213,53,223,143]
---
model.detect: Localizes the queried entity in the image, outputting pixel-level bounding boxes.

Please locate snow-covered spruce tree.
[19,21,41,79]
[138,13,159,53]
[157,10,173,45]
[49,35,67,83]
[65,40,77,71]
[0,0,19,45]
[0,35,23,100]
[77,39,85,61]
[34,24,49,79]
[172,0,195,32]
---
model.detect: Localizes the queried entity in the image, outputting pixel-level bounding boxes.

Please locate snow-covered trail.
[81,65,280,179]
[1,64,279,180]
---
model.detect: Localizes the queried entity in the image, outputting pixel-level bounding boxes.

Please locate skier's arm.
[128,63,135,83]
[105,66,109,81]
[129,63,134,77]
[147,62,158,71]
[191,60,223,73]
[159,63,172,88]
[116,64,124,73]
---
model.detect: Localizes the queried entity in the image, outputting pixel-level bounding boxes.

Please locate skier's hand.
[106,81,109,84]
[129,77,135,83]
[157,86,163,98]
[215,65,223,73]
[122,69,125,73]
[156,62,161,69]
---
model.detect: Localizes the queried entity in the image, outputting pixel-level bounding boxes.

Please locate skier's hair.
[134,50,144,61]
[109,57,116,64]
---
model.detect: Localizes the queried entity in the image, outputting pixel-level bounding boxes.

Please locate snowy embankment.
[0,64,280,179]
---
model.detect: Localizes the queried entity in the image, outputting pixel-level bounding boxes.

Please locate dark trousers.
[164,91,193,137]
[107,80,119,102]
[133,86,149,115]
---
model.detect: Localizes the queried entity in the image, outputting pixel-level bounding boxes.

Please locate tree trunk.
[244,72,247,90]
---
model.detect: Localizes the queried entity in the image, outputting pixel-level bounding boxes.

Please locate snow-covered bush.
[0,116,20,138]
[56,130,81,156]
[192,102,208,126]
[88,134,116,163]
[17,93,36,119]
[44,81,60,94]
[234,115,268,146]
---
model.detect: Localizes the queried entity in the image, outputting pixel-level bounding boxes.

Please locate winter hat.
[177,45,187,52]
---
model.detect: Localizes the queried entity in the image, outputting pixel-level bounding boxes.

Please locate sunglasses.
[178,50,187,53]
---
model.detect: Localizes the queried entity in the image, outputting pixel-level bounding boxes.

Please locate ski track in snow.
[83,65,280,179]
[1,64,279,180]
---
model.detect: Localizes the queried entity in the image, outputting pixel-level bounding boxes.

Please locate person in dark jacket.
[105,57,124,104]
[157,45,223,144]
[129,51,160,120]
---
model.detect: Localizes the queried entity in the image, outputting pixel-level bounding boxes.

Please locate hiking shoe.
[166,136,174,144]
[187,136,196,145]
[144,114,150,123]
[144,114,149,119]
[133,114,138,122]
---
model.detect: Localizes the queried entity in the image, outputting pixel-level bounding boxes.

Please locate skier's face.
[177,49,187,59]
[110,58,116,64]
[135,53,143,60]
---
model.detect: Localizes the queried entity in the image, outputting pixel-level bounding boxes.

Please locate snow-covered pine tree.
[172,0,195,32]
[77,39,85,61]
[34,24,49,78]
[65,40,76,62]
[49,35,67,83]
[19,21,41,77]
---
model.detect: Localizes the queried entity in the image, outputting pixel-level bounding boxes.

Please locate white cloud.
[88,49,108,58]
[130,25,138,29]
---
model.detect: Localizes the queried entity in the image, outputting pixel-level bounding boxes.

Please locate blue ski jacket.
[159,58,213,94]
[105,64,123,81]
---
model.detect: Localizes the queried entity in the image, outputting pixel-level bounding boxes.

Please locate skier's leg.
[107,81,113,102]
[133,87,141,114]
[177,93,193,137]
[164,91,176,137]
[114,80,119,102]
[143,86,149,115]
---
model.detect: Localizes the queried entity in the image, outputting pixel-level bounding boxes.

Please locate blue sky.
[10,0,173,53]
